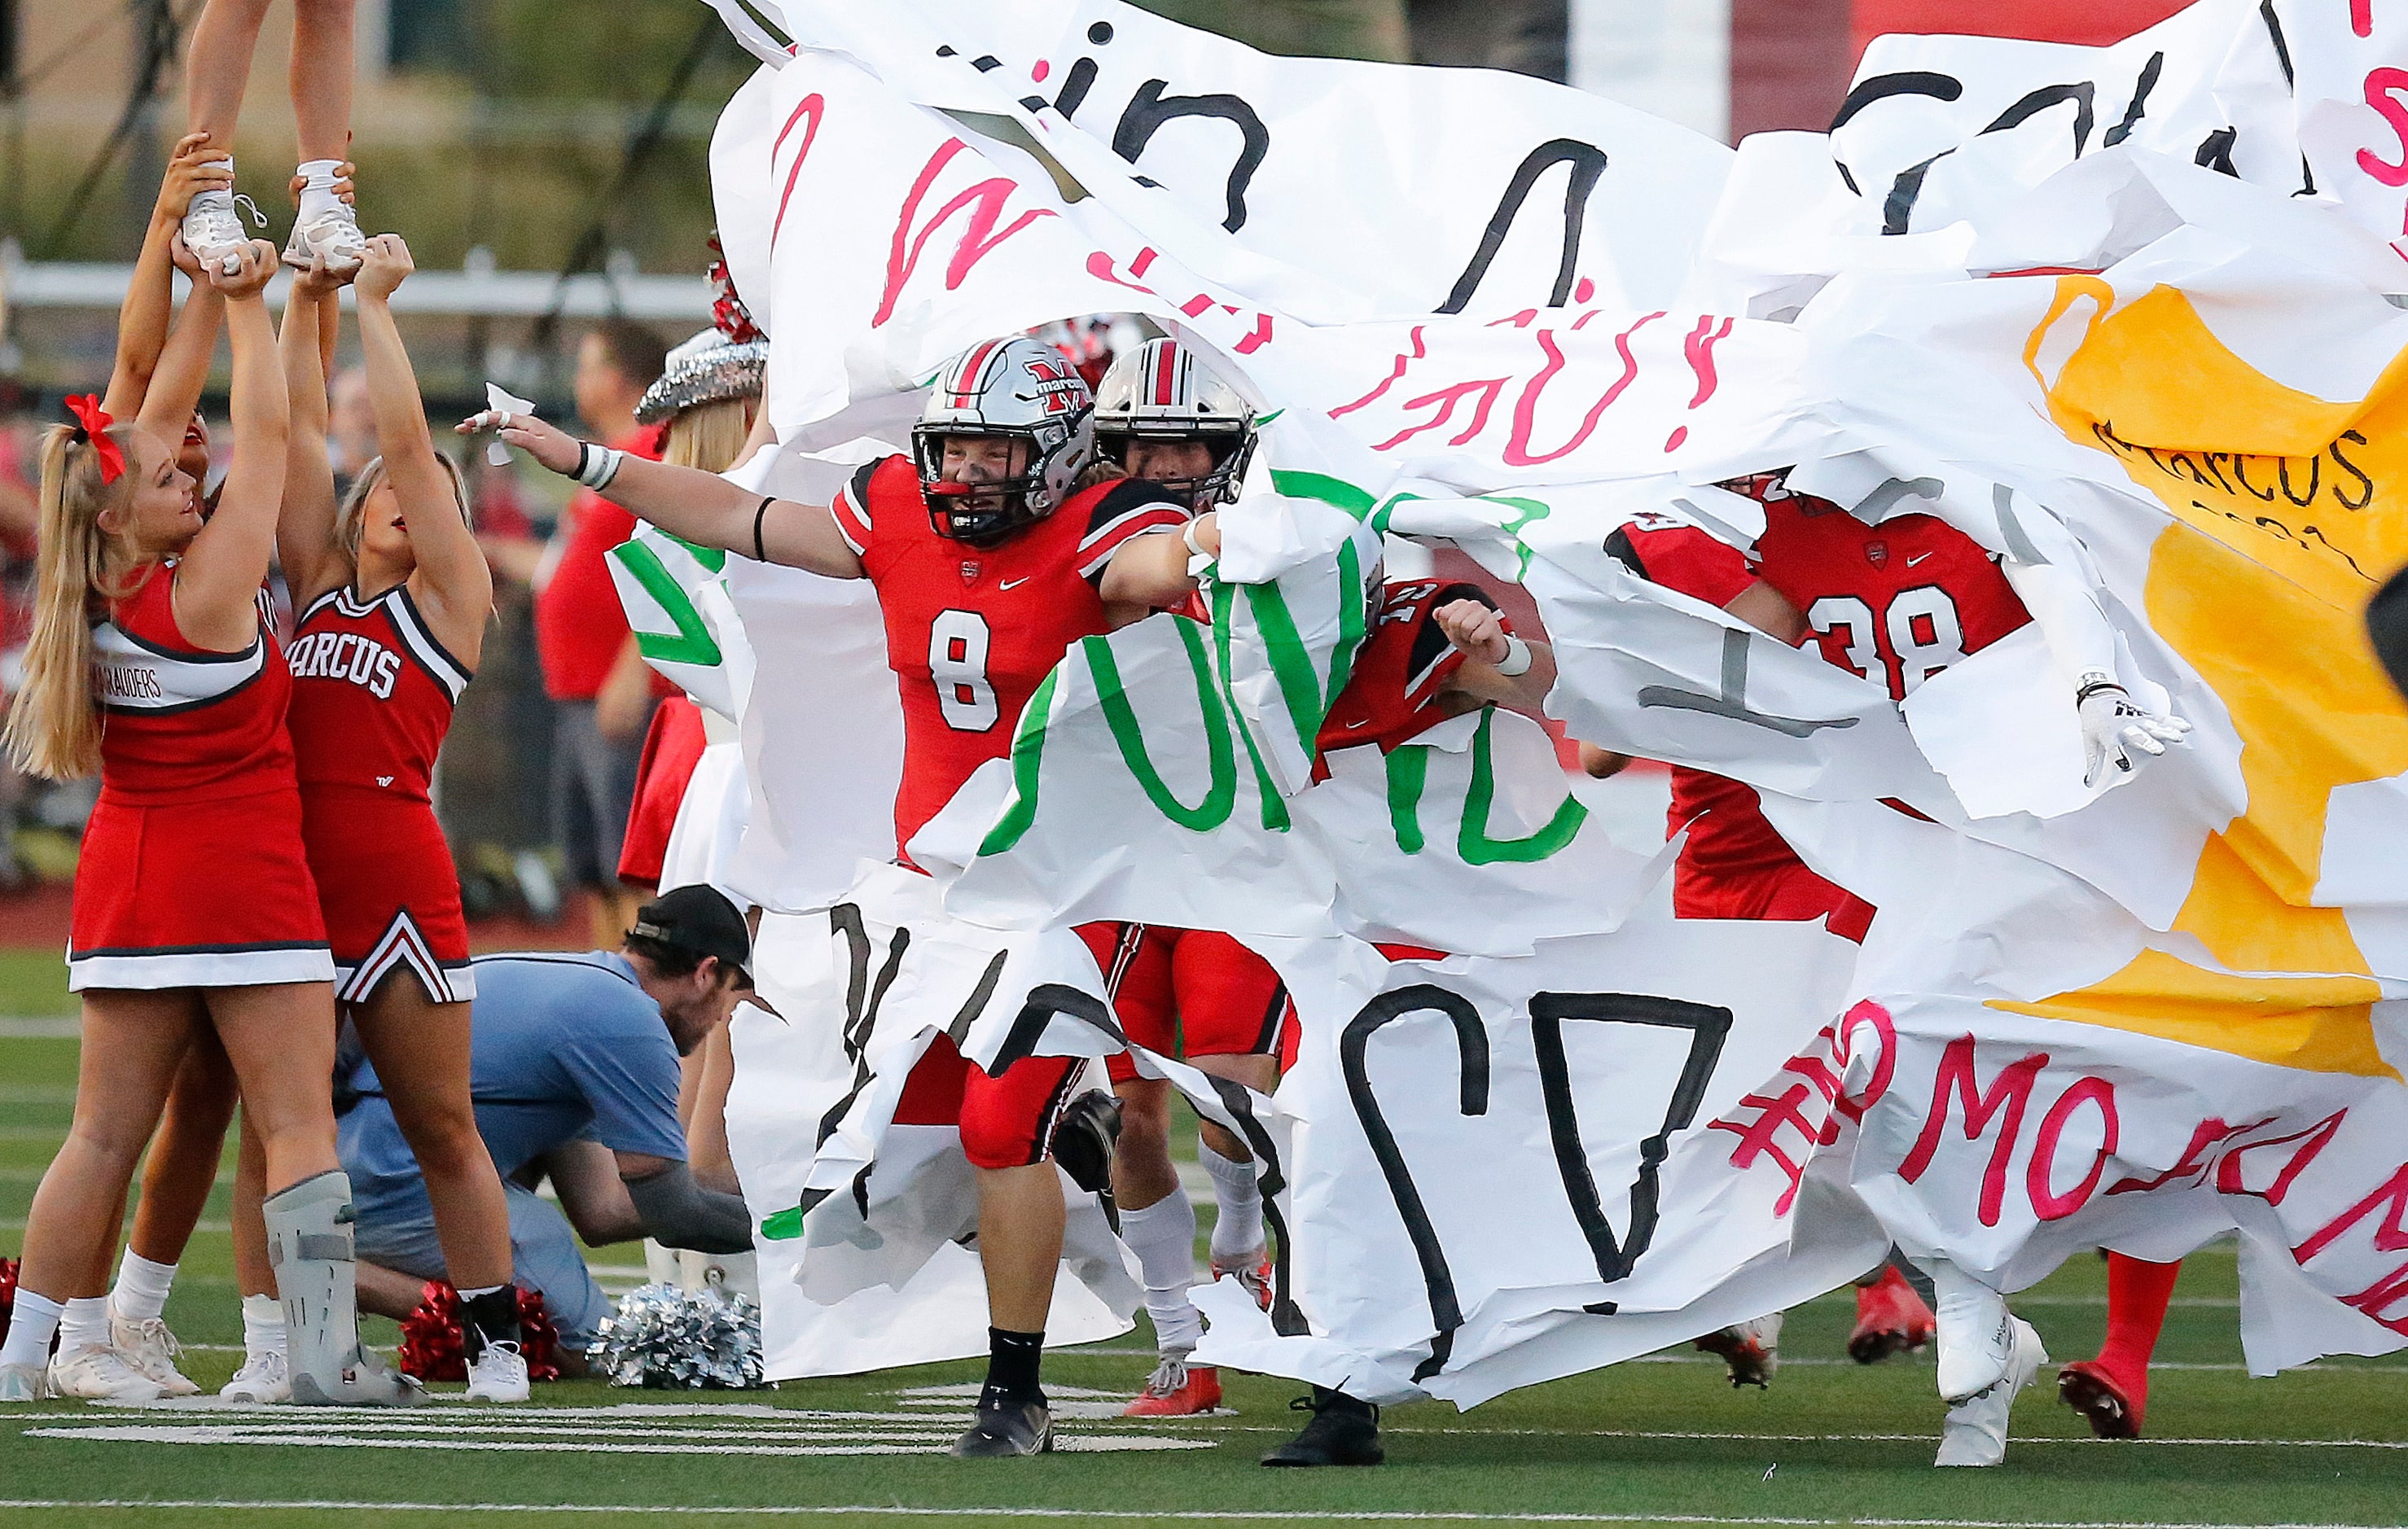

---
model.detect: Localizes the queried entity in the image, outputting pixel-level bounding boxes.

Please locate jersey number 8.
[1805,585,1966,699]
[929,609,999,731]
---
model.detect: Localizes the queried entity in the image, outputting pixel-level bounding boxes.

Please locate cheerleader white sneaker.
[111,1313,201,1397]
[282,202,368,273]
[48,1343,166,1402]
[464,1341,531,1403]
[182,193,265,276]
[220,1351,291,1404]
[1932,1260,2015,1404]
[0,1362,47,1401]
[1934,1316,2046,1467]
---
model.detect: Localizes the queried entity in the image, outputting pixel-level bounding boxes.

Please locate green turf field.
[2,1025,2403,1529]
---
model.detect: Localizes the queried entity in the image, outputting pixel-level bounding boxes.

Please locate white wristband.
[1182,516,1214,578]
[573,443,625,490]
[1494,634,1533,677]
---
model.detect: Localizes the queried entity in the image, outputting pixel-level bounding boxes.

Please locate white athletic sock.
[0,1290,62,1369]
[1119,1192,1203,1356]
[57,1295,110,1353]
[296,159,344,223]
[1199,1137,1264,1266]
[187,160,235,217]
[112,1249,177,1324]
[241,1293,287,1361]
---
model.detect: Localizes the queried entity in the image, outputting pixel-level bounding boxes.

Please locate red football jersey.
[832,455,1189,848]
[1608,517,1876,940]
[1741,482,2030,702]
[1316,580,1494,759]
[91,566,296,805]
[286,584,472,803]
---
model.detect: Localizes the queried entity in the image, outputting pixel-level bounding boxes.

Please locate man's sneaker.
[182,194,265,276]
[1935,1316,2046,1467]
[1122,1356,1222,1417]
[1211,1249,1274,1312]
[110,1313,200,1397]
[950,1399,1052,1457]
[282,203,368,273]
[47,1344,166,1402]
[1849,1265,1936,1365]
[2057,1357,2145,1439]
[1695,1313,1782,1388]
[1261,1387,1383,1466]
[464,1340,532,1403]
[0,1363,47,1401]
[1932,1267,2015,1403]
[220,1351,291,1404]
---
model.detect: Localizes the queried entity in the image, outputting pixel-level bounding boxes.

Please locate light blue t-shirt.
[340,951,687,1216]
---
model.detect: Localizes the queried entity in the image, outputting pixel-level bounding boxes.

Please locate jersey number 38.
[1805,585,1966,700]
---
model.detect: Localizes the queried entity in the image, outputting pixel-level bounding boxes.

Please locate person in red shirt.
[1586,510,1931,1388]
[531,319,668,941]
[464,334,1213,1460]
[1700,470,2186,1467]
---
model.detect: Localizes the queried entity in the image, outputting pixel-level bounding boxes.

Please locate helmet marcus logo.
[1022,357,1084,416]
[1865,540,1889,569]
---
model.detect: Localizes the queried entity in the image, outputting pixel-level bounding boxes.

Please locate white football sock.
[241,1293,287,1361]
[1118,1192,1202,1356]
[112,1248,178,1323]
[295,159,345,224]
[1199,1137,1264,1265]
[0,1290,62,1369]
[58,1296,110,1352]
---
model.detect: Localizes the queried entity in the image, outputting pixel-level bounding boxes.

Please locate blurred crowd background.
[0,0,2193,932]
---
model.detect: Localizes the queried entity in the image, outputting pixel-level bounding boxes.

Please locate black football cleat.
[1261,1387,1383,1466]
[950,1400,1054,1457]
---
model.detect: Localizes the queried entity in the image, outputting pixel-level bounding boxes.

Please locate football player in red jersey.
[1704,471,2186,1465]
[1586,510,1929,1387]
[465,335,1217,1458]
[1081,338,1287,1417]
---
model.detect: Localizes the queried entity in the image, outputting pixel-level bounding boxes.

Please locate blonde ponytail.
[663,396,752,475]
[4,424,136,780]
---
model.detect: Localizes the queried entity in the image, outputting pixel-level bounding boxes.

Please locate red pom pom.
[705,233,763,346]
[397,1279,562,1383]
[0,1256,20,1349]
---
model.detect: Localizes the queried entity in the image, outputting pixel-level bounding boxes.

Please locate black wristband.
[2075,678,2126,706]
[752,497,773,563]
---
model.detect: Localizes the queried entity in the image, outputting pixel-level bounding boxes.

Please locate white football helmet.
[910,335,1096,544]
[1093,337,1257,508]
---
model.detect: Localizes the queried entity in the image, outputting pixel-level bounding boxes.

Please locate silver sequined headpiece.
[635,329,769,425]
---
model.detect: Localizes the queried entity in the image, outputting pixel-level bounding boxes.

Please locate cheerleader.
[0,239,412,1406]
[274,234,521,1400]
[178,0,368,275]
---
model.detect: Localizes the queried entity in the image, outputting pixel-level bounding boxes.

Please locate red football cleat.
[1695,1314,1781,1388]
[1213,1251,1275,1312]
[1849,1265,1936,1365]
[2058,1357,2146,1438]
[1122,1356,1222,1417]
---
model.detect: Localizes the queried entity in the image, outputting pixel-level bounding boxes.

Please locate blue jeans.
[351,1180,613,1352]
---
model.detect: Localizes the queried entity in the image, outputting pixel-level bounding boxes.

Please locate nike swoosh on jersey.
[1906,552,1932,567]
[999,577,1030,589]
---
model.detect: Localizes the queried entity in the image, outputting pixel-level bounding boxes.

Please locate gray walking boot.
[264,1170,424,1407]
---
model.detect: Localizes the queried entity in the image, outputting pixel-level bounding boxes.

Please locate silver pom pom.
[590,1281,765,1390]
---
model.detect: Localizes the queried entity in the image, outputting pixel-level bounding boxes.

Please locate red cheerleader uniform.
[71,568,331,990]
[286,584,476,1005]
[617,696,708,889]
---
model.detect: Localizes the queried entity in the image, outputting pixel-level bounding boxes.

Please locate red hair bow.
[64,395,125,484]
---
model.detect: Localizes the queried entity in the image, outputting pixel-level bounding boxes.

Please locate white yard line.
[0,1503,2399,1527]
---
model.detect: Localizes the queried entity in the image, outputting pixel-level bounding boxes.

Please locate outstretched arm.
[174,242,290,654]
[277,263,346,609]
[103,134,232,421]
[458,409,862,580]
[2001,555,2188,786]
[355,236,492,659]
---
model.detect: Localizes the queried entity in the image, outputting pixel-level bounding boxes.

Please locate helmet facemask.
[914,335,1099,545]
[1096,425,1257,511]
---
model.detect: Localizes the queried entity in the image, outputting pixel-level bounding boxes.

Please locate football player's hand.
[1435,598,1510,664]
[2077,681,2190,786]
[458,407,579,475]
